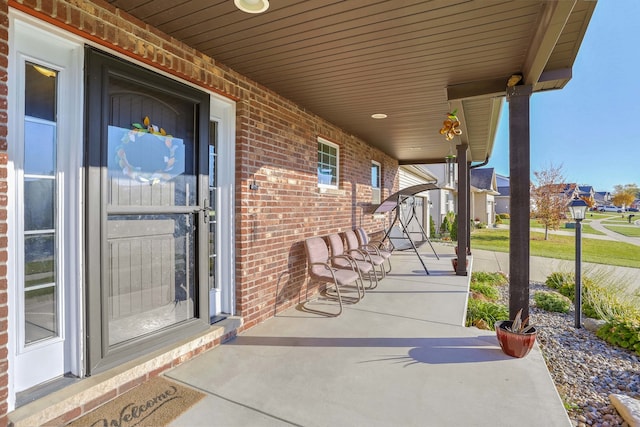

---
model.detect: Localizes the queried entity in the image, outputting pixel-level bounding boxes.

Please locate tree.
[580,194,595,208]
[611,183,639,208]
[531,164,569,240]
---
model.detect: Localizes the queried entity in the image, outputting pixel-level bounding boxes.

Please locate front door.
[85,48,210,373]
[9,19,84,396]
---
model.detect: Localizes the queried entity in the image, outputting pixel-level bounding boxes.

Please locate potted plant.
[451,257,469,271]
[495,309,537,358]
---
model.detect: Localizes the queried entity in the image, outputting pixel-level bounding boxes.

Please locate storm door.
[85,48,210,373]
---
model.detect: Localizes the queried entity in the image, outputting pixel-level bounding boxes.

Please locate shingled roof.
[470,168,495,191]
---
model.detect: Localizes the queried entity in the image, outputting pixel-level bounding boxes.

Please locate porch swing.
[373,183,440,274]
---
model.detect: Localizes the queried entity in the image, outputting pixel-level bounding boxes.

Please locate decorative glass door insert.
[105,81,198,346]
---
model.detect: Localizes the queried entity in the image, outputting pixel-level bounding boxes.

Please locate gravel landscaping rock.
[498,282,640,427]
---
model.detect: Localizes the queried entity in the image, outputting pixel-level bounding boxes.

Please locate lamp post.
[568,198,588,328]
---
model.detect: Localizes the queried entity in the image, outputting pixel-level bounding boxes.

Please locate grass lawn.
[554,223,604,235]
[579,224,604,235]
[499,219,544,227]
[603,225,640,237]
[585,212,615,220]
[602,217,635,224]
[498,219,604,235]
[470,228,640,268]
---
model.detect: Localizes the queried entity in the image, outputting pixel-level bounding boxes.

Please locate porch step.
[8,317,242,427]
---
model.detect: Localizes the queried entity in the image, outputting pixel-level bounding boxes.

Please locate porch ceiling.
[107,0,596,164]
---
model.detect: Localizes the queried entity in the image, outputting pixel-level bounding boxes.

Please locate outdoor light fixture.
[569,198,588,328]
[234,0,269,13]
[32,64,57,78]
[569,198,588,221]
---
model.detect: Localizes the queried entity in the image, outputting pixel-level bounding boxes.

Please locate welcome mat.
[67,376,205,427]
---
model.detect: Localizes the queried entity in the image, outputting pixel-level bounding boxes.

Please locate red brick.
[117,376,146,394]
[83,388,117,412]
[148,362,172,378]
[42,406,82,427]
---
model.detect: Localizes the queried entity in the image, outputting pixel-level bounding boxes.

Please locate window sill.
[318,187,345,196]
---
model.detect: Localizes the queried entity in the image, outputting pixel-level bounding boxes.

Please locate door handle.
[200,199,210,223]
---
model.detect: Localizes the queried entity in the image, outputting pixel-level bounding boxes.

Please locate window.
[23,63,59,346]
[371,161,381,204]
[317,137,339,188]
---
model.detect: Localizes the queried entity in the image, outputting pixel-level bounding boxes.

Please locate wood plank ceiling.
[107,0,596,164]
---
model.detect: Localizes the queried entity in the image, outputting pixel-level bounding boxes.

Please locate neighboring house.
[495,174,510,214]
[470,168,500,226]
[419,163,458,234]
[595,191,612,207]
[382,166,439,240]
[562,183,595,203]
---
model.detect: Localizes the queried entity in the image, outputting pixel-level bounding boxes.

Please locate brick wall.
[4,0,398,412]
[234,92,397,330]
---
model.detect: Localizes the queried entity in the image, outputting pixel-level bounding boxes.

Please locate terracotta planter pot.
[451,258,469,271]
[495,321,537,358]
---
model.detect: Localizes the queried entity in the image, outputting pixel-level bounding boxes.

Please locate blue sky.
[486,0,640,193]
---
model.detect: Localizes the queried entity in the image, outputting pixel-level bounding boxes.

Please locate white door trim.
[7,12,84,410]
[209,95,236,316]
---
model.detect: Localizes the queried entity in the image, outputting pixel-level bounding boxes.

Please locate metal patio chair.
[342,229,386,280]
[303,236,364,316]
[356,227,392,273]
[327,233,378,290]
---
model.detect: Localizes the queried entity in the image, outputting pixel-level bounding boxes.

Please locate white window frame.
[317,136,339,189]
[371,160,381,204]
[8,12,84,409]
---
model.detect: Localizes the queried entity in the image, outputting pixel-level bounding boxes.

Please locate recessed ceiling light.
[234,0,270,13]
[371,113,387,119]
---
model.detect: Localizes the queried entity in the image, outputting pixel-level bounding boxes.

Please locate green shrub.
[470,282,500,301]
[440,216,450,235]
[583,282,640,321]
[545,272,573,290]
[552,276,601,319]
[430,216,436,237]
[499,213,510,219]
[534,291,571,313]
[495,214,502,224]
[450,214,458,241]
[545,269,640,321]
[466,299,509,329]
[471,271,507,286]
[557,281,575,299]
[596,317,640,355]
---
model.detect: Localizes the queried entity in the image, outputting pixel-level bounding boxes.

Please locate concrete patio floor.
[166,244,571,427]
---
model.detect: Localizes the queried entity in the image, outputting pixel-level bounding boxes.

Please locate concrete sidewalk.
[471,248,640,292]
[164,245,570,427]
